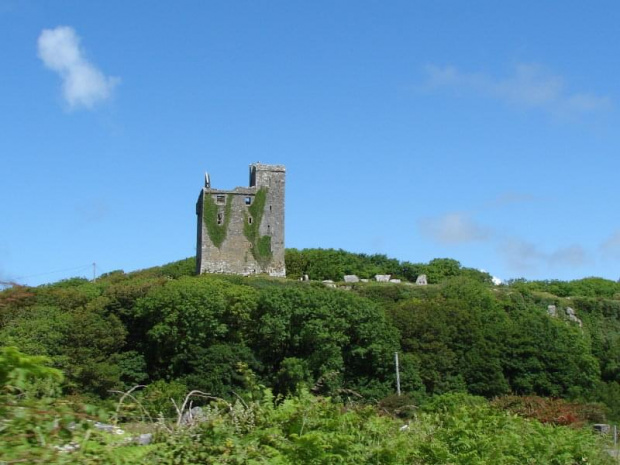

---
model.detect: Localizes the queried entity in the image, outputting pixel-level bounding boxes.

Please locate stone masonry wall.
[196,163,286,277]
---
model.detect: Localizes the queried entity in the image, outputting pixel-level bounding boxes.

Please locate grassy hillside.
[1,249,620,462]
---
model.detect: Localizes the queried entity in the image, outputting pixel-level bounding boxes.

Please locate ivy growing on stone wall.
[203,193,232,248]
[244,188,273,265]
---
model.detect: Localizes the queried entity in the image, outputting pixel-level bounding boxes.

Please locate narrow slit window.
[217,213,223,225]
[248,216,253,225]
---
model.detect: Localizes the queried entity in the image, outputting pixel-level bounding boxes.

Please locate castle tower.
[196,163,286,277]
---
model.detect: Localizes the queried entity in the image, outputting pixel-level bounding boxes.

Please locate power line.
[14,264,93,281]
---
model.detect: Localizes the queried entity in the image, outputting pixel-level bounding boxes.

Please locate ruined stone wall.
[196,163,286,277]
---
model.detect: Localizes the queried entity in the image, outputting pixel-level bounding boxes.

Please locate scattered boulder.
[547,305,582,327]
[594,423,611,434]
[94,422,124,435]
[416,274,428,286]
[55,443,80,453]
[565,307,583,327]
[181,406,206,425]
[322,280,336,288]
[136,433,153,445]
[375,274,391,283]
[389,279,401,284]
[344,275,360,283]
[360,279,369,283]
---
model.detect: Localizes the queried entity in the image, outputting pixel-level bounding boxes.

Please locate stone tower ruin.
[196,163,286,277]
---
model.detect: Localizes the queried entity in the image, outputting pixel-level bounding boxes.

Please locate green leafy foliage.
[243,187,273,264]
[0,300,128,396]
[502,304,599,397]
[1,353,612,464]
[285,248,403,281]
[145,390,612,464]
[246,283,400,398]
[508,277,620,298]
[0,347,145,464]
[285,248,493,283]
[202,192,232,248]
[157,257,196,279]
[141,379,188,418]
[4,249,620,458]
[133,276,257,382]
[0,346,63,393]
[388,278,509,397]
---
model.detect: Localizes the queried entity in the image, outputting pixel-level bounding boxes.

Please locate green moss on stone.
[202,193,232,248]
[256,235,272,260]
[244,188,273,265]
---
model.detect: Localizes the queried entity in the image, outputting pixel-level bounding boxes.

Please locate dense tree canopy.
[1,249,620,420]
[285,248,492,284]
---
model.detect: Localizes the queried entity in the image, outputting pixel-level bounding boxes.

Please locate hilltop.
[2,249,620,407]
[2,248,620,462]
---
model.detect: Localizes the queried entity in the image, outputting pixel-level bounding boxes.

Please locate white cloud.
[418,212,490,245]
[479,268,503,285]
[416,204,595,276]
[37,26,119,109]
[423,63,610,118]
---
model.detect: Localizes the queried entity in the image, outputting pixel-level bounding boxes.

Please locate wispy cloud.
[418,212,490,245]
[37,26,119,109]
[499,238,545,272]
[600,231,620,260]
[423,63,610,118]
[417,209,592,274]
[549,245,589,267]
[486,192,539,209]
[499,239,589,273]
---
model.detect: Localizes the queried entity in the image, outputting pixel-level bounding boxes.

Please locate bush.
[493,395,607,426]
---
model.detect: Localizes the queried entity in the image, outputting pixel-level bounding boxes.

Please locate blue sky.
[1,1,619,286]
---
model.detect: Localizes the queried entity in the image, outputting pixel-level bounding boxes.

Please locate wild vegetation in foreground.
[1,346,614,464]
[2,248,620,462]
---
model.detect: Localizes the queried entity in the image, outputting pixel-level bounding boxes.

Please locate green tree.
[389,278,509,396]
[134,276,258,380]
[425,258,461,284]
[247,285,399,398]
[502,305,599,397]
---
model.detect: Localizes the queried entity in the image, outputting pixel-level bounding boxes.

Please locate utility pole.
[395,352,401,396]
